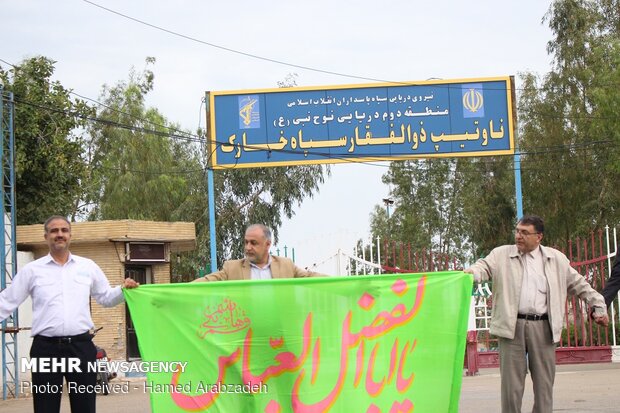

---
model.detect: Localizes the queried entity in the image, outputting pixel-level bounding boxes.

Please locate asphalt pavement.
[1,363,619,412]
[459,363,620,413]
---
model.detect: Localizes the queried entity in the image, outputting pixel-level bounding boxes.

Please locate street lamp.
[382,197,394,219]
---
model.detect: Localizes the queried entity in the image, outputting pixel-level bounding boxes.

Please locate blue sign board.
[207,77,515,169]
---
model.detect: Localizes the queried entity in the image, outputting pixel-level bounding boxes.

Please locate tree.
[368,156,515,264]
[518,0,620,244]
[369,159,468,262]
[85,58,200,223]
[458,157,515,257]
[370,0,620,262]
[82,67,330,278]
[174,161,329,275]
[176,73,330,273]
[0,57,93,224]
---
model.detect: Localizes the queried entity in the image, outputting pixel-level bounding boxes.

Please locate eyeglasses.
[514,228,540,237]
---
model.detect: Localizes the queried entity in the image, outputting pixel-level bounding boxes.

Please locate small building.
[16,219,196,361]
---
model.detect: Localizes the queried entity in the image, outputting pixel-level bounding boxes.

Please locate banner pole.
[205,92,217,270]
[514,149,523,219]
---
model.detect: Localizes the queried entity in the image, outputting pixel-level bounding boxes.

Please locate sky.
[3,0,554,274]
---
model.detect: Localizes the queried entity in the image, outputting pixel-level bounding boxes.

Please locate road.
[1,363,619,412]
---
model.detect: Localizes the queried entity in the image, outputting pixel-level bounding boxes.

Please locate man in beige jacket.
[194,224,319,281]
[465,215,608,413]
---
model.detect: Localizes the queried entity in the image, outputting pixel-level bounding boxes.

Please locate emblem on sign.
[461,84,485,118]
[238,95,260,129]
[463,88,484,113]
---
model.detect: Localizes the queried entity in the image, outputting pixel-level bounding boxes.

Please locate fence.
[347,227,620,371]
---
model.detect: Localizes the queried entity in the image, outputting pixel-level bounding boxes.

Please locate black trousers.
[29,335,97,413]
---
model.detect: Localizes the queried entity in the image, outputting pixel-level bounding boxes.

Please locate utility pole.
[1,85,18,399]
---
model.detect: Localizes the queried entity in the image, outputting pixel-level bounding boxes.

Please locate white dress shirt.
[518,246,548,315]
[0,253,124,337]
[249,256,273,280]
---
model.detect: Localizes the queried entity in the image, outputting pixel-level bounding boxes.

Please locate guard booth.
[16,219,196,361]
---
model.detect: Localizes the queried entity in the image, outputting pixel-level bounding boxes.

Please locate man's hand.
[123,278,140,289]
[590,307,609,327]
[593,313,609,327]
[463,267,482,283]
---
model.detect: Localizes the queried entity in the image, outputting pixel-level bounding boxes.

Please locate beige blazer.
[199,255,319,282]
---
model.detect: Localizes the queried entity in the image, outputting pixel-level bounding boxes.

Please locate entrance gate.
[474,226,618,369]
[375,226,619,370]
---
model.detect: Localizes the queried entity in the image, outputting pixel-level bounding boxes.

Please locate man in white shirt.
[0,215,139,413]
[465,215,608,413]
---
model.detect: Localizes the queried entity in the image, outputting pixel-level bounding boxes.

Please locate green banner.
[124,271,472,412]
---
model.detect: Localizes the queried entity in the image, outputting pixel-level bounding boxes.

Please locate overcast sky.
[3,0,554,274]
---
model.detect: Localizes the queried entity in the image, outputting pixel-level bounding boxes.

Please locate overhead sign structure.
[207,76,515,169]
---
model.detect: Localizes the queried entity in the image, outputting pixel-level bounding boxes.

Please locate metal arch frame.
[0,86,18,400]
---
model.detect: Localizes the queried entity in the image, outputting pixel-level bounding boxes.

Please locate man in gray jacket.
[465,215,608,413]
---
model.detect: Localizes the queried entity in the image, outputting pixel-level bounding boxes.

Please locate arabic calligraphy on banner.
[124,272,472,412]
[207,77,515,168]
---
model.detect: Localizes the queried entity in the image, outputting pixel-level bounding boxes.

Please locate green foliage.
[518,0,620,244]
[158,70,329,275]
[85,59,200,222]
[369,204,391,243]
[1,58,328,279]
[456,157,516,258]
[369,0,620,261]
[368,157,515,263]
[373,159,466,257]
[175,160,329,273]
[560,319,620,347]
[0,57,94,224]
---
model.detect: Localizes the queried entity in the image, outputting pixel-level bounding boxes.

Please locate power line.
[96,165,206,176]
[75,1,620,94]
[4,58,619,176]
[1,57,204,141]
[78,1,532,90]
[14,97,203,143]
[71,90,201,141]
[12,93,619,176]
[6,54,620,159]
[7,94,409,168]
[518,106,620,121]
[80,0,401,84]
